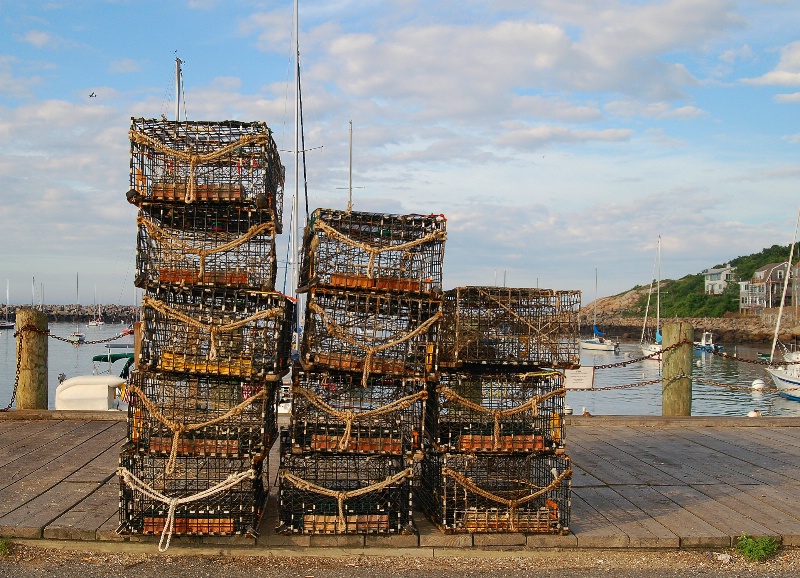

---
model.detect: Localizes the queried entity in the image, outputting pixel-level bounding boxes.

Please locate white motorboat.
[640,236,662,360]
[55,348,134,411]
[694,331,723,353]
[581,269,619,352]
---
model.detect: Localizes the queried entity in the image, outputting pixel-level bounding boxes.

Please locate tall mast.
[656,235,661,333]
[770,208,800,361]
[291,0,302,346]
[347,120,353,213]
[175,57,182,122]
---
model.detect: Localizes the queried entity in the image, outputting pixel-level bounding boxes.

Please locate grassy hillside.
[625,243,798,318]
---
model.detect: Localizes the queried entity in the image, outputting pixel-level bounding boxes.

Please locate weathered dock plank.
[44,478,120,541]
[0,420,92,466]
[569,493,629,548]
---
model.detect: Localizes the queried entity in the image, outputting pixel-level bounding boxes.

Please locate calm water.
[0,323,797,416]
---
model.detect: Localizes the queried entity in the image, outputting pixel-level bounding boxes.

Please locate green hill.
[623,243,798,319]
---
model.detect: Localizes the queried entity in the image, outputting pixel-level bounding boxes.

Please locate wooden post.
[15,308,49,410]
[133,321,143,369]
[662,321,693,417]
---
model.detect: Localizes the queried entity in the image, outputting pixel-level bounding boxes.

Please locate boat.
[694,331,723,353]
[640,236,663,360]
[67,273,85,344]
[87,286,104,326]
[581,269,619,351]
[0,280,13,330]
[54,346,133,411]
[766,208,800,399]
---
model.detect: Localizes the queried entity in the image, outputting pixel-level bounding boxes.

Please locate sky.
[1,0,800,306]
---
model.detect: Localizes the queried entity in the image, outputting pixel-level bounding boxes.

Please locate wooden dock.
[3,411,800,552]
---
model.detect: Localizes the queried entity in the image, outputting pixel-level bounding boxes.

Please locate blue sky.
[1,0,799,305]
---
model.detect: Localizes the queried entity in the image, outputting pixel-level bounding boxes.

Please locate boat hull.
[767,367,800,401]
[581,338,618,351]
[641,342,662,361]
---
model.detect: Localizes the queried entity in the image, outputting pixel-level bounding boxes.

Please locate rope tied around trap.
[125,381,266,474]
[129,130,270,203]
[292,385,427,450]
[118,465,255,552]
[313,218,446,279]
[438,384,566,451]
[442,466,572,532]
[141,295,285,362]
[308,299,442,387]
[280,467,414,533]
[137,216,274,283]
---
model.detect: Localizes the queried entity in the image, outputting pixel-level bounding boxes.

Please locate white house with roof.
[702,263,735,295]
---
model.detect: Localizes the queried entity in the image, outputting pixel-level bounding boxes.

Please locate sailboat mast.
[593,268,598,327]
[770,208,800,361]
[175,57,182,122]
[291,0,303,346]
[656,235,661,332]
[347,120,353,213]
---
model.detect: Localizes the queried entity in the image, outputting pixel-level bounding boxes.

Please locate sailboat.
[0,280,13,330]
[87,286,104,326]
[640,236,662,360]
[766,208,800,399]
[68,273,86,344]
[581,269,618,351]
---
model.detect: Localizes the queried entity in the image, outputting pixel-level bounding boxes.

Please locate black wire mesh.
[278,442,414,535]
[288,370,426,456]
[299,209,446,294]
[136,204,278,291]
[118,451,267,536]
[439,286,581,370]
[128,118,284,232]
[139,286,294,379]
[427,372,565,454]
[301,287,440,378]
[126,370,279,459]
[418,452,571,534]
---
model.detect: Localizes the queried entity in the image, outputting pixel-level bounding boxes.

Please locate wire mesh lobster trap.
[288,370,427,456]
[139,286,294,379]
[418,452,571,534]
[427,371,566,454]
[135,204,278,291]
[278,443,415,535]
[128,118,284,232]
[301,288,441,382]
[126,370,279,462]
[118,450,267,539]
[438,286,581,370]
[298,209,446,294]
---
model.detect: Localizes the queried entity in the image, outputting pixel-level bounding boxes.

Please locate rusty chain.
[589,339,691,370]
[701,348,800,366]
[1,324,128,411]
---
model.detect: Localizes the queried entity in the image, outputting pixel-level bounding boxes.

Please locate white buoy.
[751,379,766,390]
[696,360,702,367]
[564,405,573,415]
[748,409,762,418]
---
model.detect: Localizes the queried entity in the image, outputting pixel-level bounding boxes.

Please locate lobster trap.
[278,444,414,535]
[438,286,581,369]
[139,286,294,379]
[128,118,284,232]
[136,205,278,291]
[126,370,279,461]
[427,371,566,454]
[418,452,571,534]
[301,288,441,382]
[299,209,446,294]
[118,451,267,538]
[288,371,427,456]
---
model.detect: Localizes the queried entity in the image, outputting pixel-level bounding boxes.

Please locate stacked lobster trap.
[277,208,447,535]
[118,118,294,548]
[418,286,580,534]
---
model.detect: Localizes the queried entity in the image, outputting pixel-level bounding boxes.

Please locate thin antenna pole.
[347,120,353,213]
[175,57,182,122]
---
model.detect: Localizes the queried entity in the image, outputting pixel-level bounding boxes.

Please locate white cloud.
[742,40,800,86]
[495,125,632,149]
[605,100,705,119]
[23,30,53,48]
[775,92,800,103]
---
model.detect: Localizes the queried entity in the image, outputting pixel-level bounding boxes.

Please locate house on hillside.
[738,262,793,313]
[702,263,735,295]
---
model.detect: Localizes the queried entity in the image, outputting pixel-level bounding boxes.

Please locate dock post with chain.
[662,321,693,416]
[16,308,49,410]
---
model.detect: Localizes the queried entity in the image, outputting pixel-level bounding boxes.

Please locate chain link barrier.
[1,324,128,411]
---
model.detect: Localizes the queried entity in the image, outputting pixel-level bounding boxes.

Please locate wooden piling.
[15,308,49,410]
[662,321,693,417]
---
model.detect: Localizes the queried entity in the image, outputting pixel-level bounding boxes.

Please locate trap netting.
[128,118,284,232]
[299,209,446,294]
[301,288,441,382]
[427,371,566,454]
[126,370,279,463]
[439,286,581,369]
[288,370,427,456]
[278,441,415,535]
[139,286,294,379]
[418,452,571,534]
[136,205,278,291]
[118,451,267,540]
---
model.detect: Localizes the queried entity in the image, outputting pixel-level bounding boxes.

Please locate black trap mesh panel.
[278,446,414,535]
[299,209,446,294]
[128,118,284,232]
[301,288,440,379]
[439,286,581,370]
[136,205,278,291]
[126,371,279,459]
[288,371,426,456]
[427,372,566,454]
[118,452,267,537]
[418,452,571,534]
[140,286,294,379]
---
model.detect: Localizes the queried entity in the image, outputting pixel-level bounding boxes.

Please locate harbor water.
[0,322,798,416]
